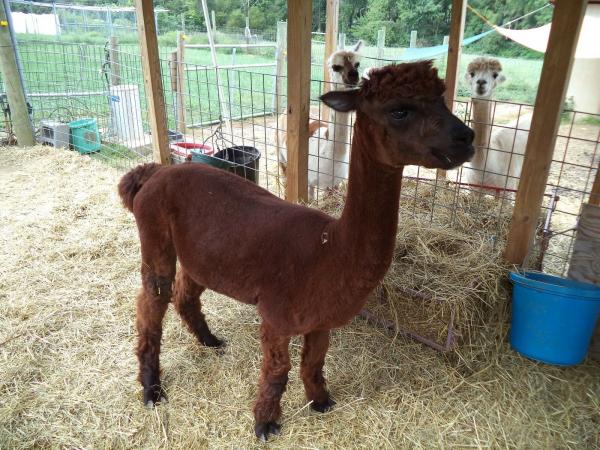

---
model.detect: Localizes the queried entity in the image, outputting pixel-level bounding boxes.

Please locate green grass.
[580,116,600,126]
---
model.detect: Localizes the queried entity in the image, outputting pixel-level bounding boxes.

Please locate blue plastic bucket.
[509,271,600,366]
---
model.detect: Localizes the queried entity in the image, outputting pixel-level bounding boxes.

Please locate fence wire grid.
[1,38,598,276]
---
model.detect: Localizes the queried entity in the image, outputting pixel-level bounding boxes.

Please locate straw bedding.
[316,182,511,346]
[1,146,599,449]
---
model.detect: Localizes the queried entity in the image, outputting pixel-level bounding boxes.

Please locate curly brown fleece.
[361,60,446,100]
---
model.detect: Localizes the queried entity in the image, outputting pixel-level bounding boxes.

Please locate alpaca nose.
[476,79,487,86]
[453,124,475,144]
[349,69,358,78]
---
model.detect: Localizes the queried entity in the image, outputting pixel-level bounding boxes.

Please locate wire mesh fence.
[1,38,599,276]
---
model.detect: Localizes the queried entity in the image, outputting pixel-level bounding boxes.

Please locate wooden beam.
[590,162,600,207]
[286,0,311,203]
[322,0,339,123]
[410,30,417,48]
[444,0,466,111]
[109,36,120,86]
[504,0,588,265]
[438,0,466,179]
[274,20,287,163]
[0,0,35,147]
[323,0,338,85]
[135,0,170,165]
[176,30,186,133]
[376,28,386,63]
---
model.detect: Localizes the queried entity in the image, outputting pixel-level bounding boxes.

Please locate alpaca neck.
[471,97,492,167]
[333,113,403,284]
[330,110,350,158]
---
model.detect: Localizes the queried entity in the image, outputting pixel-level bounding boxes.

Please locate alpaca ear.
[352,40,363,53]
[320,89,360,112]
[496,73,506,84]
[464,72,472,83]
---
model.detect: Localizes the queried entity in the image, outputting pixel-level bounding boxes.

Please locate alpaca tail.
[118,163,163,212]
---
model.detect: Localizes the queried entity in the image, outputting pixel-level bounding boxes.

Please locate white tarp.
[11,12,61,36]
[495,13,600,59]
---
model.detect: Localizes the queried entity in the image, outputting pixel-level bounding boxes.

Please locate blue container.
[509,271,600,366]
[69,118,101,154]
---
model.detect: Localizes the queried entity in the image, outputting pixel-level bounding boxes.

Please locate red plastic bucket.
[170,141,213,162]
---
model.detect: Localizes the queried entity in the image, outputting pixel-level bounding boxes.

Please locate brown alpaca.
[118,61,474,441]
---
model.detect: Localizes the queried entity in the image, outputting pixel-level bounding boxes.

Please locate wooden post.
[106,10,111,36]
[590,163,600,207]
[82,9,88,32]
[273,21,287,186]
[176,31,186,133]
[376,28,385,63]
[504,0,588,265]
[441,35,449,67]
[0,0,35,147]
[245,16,250,48]
[273,21,287,138]
[135,0,170,165]
[410,30,417,48]
[169,50,178,123]
[321,0,339,124]
[567,201,600,360]
[169,51,178,92]
[568,203,600,285]
[286,0,311,203]
[438,0,466,180]
[338,32,345,50]
[211,10,216,35]
[109,36,120,86]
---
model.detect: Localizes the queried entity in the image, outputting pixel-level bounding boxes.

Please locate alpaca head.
[464,57,506,98]
[328,41,363,88]
[320,61,474,170]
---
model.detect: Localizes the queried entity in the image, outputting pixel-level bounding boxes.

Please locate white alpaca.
[463,57,531,192]
[278,42,363,200]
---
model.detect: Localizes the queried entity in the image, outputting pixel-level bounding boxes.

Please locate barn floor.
[1,146,599,449]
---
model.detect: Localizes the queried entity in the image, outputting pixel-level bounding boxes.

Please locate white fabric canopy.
[11,12,60,36]
[495,13,600,59]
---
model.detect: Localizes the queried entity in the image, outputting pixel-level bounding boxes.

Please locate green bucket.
[190,150,235,171]
[69,118,101,154]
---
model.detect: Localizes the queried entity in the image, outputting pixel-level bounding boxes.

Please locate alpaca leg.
[253,323,291,441]
[137,264,174,406]
[172,269,223,348]
[136,233,176,407]
[300,329,335,412]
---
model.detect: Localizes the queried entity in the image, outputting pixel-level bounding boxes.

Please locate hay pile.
[317,182,511,347]
[1,146,599,449]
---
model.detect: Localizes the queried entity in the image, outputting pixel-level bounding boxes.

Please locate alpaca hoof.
[144,396,167,408]
[143,386,166,407]
[311,396,336,413]
[202,334,225,349]
[254,421,281,441]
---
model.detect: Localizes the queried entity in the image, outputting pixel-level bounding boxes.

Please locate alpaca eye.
[332,65,342,72]
[390,110,409,120]
[470,72,475,78]
[492,72,498,79]
[354,62,360,68]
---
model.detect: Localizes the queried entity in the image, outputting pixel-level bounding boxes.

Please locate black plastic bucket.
[214,146,260,184]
